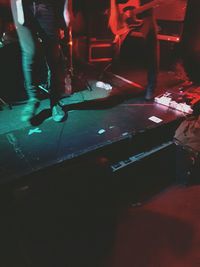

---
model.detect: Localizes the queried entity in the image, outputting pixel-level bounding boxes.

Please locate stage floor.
[0,67,187,184]
[0,66,194,267]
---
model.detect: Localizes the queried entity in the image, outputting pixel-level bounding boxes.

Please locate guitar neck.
[134,0,161,15]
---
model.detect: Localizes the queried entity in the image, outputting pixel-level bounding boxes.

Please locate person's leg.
[45,39,66,122]
[10,0,40,121]
[143,16,159,100]
[35,3,66,121]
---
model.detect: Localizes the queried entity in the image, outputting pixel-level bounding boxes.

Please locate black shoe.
[145,69,157,101]
[145,92,154,101]
[52,101,66,122]
[21,99,40,122]
[145,86,155,101]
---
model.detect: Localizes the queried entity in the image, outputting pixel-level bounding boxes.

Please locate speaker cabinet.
[88,38,116,63]
[155,0,188,21]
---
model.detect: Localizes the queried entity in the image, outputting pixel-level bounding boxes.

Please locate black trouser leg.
[145,30,159,99]
[10,1,65,104]
[10,0,39,100]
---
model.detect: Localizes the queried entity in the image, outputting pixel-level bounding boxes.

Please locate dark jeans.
[118,15,159,93]
[10,0,64,105]
[140,16,159,92]
[145,27,159,92]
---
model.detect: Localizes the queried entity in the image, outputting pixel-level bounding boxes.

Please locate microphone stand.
[63,23,92,96]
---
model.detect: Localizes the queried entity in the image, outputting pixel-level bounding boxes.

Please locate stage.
[1,0,200,266]
[0,65,187,184]
[0,61,198,267]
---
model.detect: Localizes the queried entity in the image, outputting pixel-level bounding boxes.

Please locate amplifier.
[88,38,116,63]
[73,37,116,63]
[155,0,188,21]
[131,20,184,43]
[157,20,184,42]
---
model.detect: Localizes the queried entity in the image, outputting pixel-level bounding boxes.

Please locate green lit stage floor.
[0,67,186,184]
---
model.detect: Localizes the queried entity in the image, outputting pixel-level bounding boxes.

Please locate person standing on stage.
[109,0,160,100]
[10,0,71,122]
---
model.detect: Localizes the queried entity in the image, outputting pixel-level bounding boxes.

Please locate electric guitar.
[109,0,164,35]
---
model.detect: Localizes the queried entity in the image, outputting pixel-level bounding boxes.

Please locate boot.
[145,68,157,101]
[21,98,40,122]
